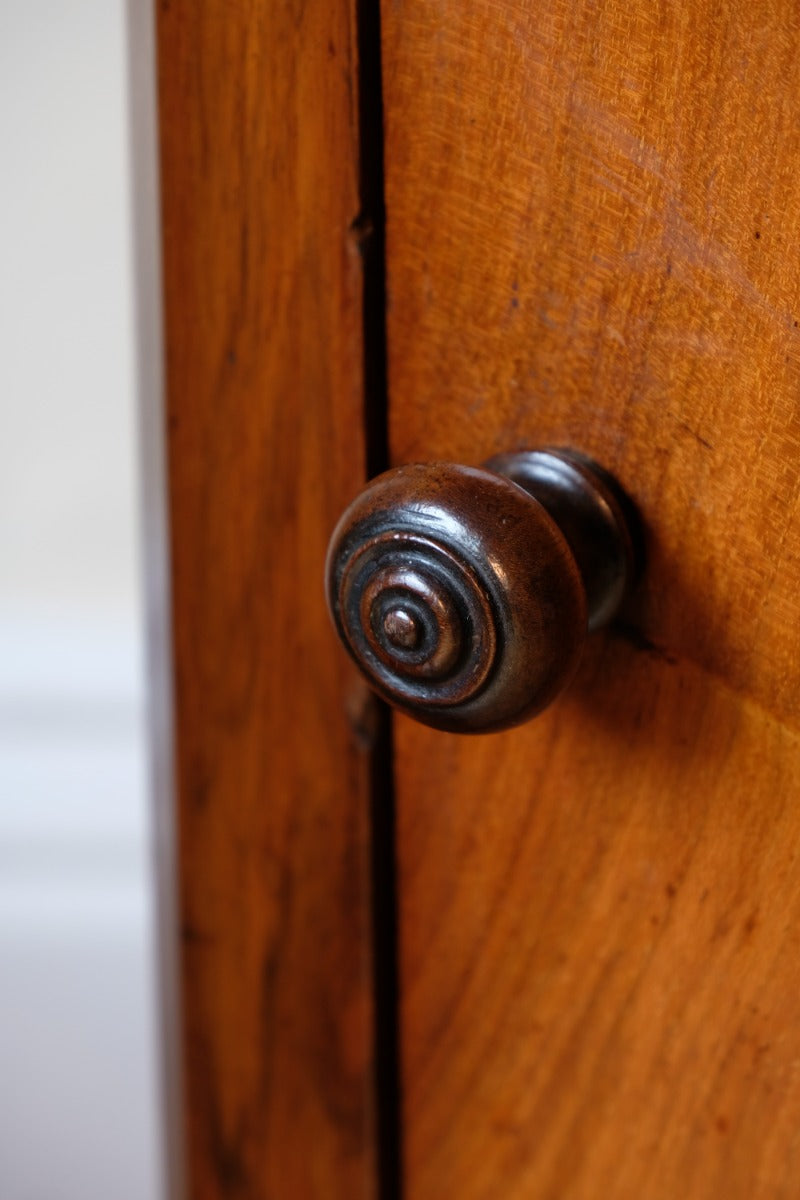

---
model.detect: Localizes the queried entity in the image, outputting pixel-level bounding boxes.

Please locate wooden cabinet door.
[382,3,800,1198]
[154,2,800,1198]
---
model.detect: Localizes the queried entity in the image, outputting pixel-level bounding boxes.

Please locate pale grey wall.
[0,2,163,1197]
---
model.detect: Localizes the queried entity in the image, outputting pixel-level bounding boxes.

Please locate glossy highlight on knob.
[325,449,640,733]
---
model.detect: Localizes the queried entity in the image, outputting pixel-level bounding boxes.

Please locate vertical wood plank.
[381,1,800,1197]
[156,3,377,1196]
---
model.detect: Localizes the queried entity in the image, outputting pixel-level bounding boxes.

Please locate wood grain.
[383,0,800,724]
[381,1,800,1195]
[395,646,800,1200]
[157,4,377,1196]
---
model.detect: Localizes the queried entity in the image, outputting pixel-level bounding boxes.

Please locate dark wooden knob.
[325,449,639,733]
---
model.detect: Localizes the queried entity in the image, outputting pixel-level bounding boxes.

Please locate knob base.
[484,449,639,631]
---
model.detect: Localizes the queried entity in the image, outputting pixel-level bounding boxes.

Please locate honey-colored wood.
[156,4,376,1196]
[382,1,800,1195]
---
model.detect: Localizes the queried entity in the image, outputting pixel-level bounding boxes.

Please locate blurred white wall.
[0,2,164,1197]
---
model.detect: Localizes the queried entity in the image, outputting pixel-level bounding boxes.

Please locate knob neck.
[484,449,638,632]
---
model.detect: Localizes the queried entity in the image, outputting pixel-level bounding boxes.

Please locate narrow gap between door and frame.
[354,2,403,1199]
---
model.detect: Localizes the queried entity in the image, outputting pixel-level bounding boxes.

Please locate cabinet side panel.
[156,3,377,1196]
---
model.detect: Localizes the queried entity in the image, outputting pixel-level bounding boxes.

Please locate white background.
[0,1,164,1196]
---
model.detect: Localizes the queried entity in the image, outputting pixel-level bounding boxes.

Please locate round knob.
[325,449,639,733]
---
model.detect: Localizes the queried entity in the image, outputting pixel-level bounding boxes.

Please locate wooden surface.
[157,4,377,1197]
[381,1,800,1196]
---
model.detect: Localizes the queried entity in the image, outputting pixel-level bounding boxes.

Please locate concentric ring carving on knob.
[342,531,497,707]
[326,462,590,733]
